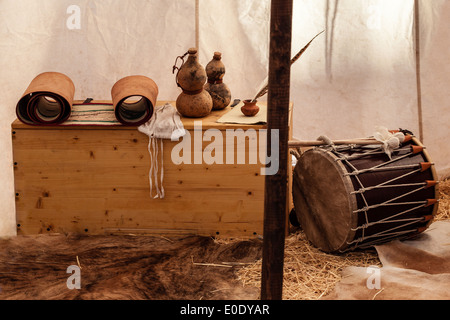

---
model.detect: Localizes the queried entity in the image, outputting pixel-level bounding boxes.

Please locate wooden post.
[414,0,424,143]
[261,0,293,300]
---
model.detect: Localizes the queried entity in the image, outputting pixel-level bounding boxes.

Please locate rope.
[343,227,419,251]
[352,202,427,229]
[338,146,411,162]
[290,148,301,160]
[317,135,336,151]
[147,137,165,199]
[330,141,434,249]
[348,219,424,247]
[343,151,419,176]
[345,163,420,176]
[350,175,423,194]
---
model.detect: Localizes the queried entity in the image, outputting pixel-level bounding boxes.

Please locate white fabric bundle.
[373,126,405,159]
[138,103,186,199]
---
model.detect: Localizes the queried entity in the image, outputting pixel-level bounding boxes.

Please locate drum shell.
[292,138,439,253]
[345,140,436,247]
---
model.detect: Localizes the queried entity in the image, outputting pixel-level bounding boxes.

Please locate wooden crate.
[12,101,292,238]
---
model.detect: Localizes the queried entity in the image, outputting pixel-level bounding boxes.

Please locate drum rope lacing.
[323,140,436,252]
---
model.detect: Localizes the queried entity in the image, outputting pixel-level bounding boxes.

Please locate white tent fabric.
[0,0,448,237]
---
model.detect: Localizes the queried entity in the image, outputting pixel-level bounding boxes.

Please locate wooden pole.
[195,0,200,52]
[288,138,384,147]
[414,0,424,143]
[261,0,293,300]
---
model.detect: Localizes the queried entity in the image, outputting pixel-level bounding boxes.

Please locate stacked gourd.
[175,48,213,118]
[204,52,231,111]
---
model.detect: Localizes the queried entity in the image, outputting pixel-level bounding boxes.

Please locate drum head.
[292,148,358,252]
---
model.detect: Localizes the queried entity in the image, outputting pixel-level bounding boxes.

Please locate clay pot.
[176,90,213,118]
[241,100,260,117]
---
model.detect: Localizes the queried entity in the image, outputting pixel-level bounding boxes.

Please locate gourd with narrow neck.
[175,48,212,118]
[204,52,231,110]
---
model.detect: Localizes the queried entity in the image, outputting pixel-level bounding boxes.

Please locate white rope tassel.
[148,137,155,198]
[138,103,186,200]
[147,137,165,199]
[159,138,165,198]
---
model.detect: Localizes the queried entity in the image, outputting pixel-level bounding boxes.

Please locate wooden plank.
[16,197,264,236]
[12,97,293,240]
[12,121,270,238]
[11,100,268,131]
[261,0,293,300]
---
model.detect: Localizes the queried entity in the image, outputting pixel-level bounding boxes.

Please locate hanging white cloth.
[138,103,185,199]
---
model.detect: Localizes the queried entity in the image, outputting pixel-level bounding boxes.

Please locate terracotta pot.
[241,100,259,117]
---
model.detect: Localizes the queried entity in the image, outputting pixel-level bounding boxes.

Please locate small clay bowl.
[241,99,259,117]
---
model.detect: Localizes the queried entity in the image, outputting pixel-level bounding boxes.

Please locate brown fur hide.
[0,234,262,300]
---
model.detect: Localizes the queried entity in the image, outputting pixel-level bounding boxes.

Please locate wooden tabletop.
[11,100,269,130]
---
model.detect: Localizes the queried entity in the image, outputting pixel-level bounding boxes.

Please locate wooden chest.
[12,101,292,238]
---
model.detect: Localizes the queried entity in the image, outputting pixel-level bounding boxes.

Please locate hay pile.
[236,179,450,300]
[236,232,381,300]
[437,178,450,221]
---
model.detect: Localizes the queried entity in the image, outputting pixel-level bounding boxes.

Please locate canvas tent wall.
[0,0,449,237]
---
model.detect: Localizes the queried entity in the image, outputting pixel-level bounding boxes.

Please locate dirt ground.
[0,233,262,300]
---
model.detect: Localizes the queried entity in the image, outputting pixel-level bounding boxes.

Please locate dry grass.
[436,178,450,221]
[236,179,450,300]
[236,232,381,300]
